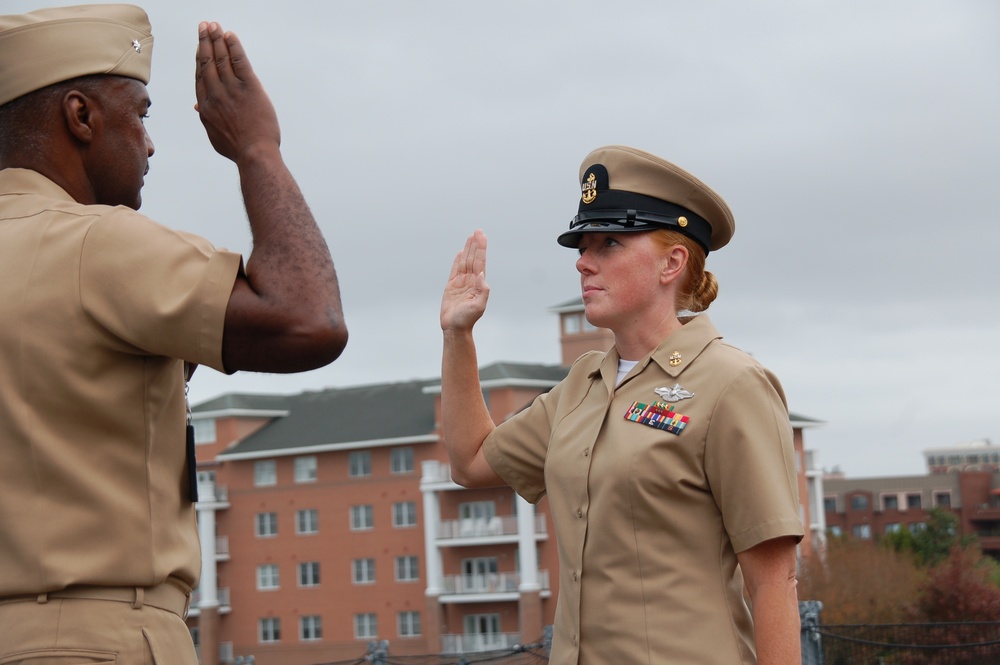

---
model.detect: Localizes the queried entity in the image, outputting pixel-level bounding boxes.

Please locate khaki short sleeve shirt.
[483,314,804,665]
[0,169,242,594]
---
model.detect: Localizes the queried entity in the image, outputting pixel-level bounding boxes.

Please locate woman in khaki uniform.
[440,145,803,664]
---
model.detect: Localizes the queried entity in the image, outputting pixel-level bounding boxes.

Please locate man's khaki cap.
[558,145,736,253]
[0,4,153,107]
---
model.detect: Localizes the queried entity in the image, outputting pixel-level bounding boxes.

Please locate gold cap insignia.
[581,171,597,205]
[669,351,682,367]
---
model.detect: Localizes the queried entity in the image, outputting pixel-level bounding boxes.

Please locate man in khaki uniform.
[441,146,803,663]
[0,5,347,662]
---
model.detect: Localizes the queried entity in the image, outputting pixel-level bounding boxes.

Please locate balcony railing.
[187,587,231,616]
[442,570,550,595]
[441,632,522,654]
[969,505,1000,522]
[437,515,546,540]
[215,535,229,560]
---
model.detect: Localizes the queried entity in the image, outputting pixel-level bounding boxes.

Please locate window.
[823,496,837,513]
[852,524,872,539]
[885,523,901,534]
[398,611,421,637]
[257,564,279,590]
[254,460,277,487]
[353,558,376,584]
[459,501,496,521]
[300,615,322,641]
[351,505,374,531]
[391,447,414,474]
[349,451,371,478]
[354,613,378,639]
[827,525,843,537]
[849,494,869,511]
[296,508,319,535]
[294,456,317,483]
[882,495,898,511]
[192,418,216,444]
[910,522,927,533]
[255,512,277,538]
[562,313,581,335]
[934,492,951,508]
[464,614,502,650]
[393,501,417,528]
[259,617,281,643]
[298,561,320,587]
[395,555,419,582]
[907,493,923,509]
[462,557,498,592]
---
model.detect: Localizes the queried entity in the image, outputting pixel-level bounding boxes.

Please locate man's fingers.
[210,24,237,84]
[224,31,255,82]
[194,21,217,98]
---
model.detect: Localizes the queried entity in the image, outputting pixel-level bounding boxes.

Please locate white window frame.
[259,617,281,643]
[398,611,421,637]
[296,508,319,535]
[298,561,320,587]
[391,447,414,474]
[257,563,279,590]
[254,460,277,487]
[395,555,419,582]
[294,456,317,483]
[255,512,277,538]
[300,615,322,641]
[352,558,376,584]
[349,450,372,478]
[192,418,216,445]
[392,501,417,528]
[354,613,378,639]
[350,505,374,531]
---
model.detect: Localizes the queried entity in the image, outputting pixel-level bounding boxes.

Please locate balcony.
[968,504,1000,523]
[441,632,522,654]
[437,515,547,543]
[187,587,231,616]
[215,535,230,561]
[440,570,550,603]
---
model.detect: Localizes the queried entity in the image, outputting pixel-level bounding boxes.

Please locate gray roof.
[220,378,441,456]
[192,393,293,413]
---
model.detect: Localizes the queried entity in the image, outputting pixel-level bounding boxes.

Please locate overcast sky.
[9,1,998,477]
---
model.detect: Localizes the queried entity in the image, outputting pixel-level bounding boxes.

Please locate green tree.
[910,508,976,567]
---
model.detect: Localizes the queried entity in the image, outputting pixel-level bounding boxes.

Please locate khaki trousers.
[0,590,198,665]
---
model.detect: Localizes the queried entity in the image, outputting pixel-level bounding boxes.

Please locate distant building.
[824,439,1000,558]
[188,301,820,664]
[924,438,999,474]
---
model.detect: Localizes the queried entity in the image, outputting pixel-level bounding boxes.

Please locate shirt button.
[583,448,589,457]
[572,571,578,581]
[577,508,583,518]
[573,635,578,646]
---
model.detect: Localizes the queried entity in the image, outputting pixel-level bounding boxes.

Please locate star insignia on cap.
[132,39,141,53]
[654,384,694,402]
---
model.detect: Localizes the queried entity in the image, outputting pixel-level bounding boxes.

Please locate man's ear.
[660,244,689,286]
[63,90,96,144]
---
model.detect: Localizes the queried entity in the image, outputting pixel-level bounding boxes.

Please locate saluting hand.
[194,21,280,163]
[441,230,490,332]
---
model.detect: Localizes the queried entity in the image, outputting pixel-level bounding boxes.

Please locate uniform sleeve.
[704,364,804,553]
[78,208,243,372]
[483,379,567,504]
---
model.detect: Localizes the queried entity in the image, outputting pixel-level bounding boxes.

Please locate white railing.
[216,535,229,558]
[437,514,546,540]
[219,641,234,663]
[442,570,549,595]
[191,586,231,608]
[441,632,521,654]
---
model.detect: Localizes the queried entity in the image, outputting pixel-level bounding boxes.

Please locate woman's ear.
[63,89,96,144]
[660,244,689,286]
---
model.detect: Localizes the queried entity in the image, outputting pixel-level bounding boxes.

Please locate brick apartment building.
[823,439,1000,557]
[187,300,821,664]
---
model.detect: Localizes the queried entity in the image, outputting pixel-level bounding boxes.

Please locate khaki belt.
[0,581,191,619]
